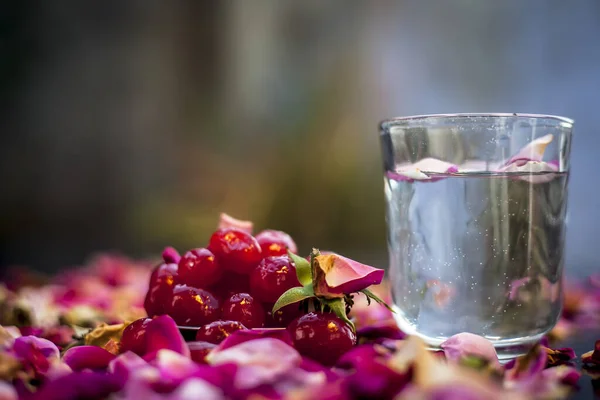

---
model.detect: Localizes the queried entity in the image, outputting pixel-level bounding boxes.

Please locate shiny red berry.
[250,256,300,303]
[208,228,262,274]
[195,320,247,344]
[144,263,179,317]
[255,230,298,256]
[169,284,220,327]
[211,272,251,301]
[287,312,356,366]
[120,317,151,355]
[222,293,265,328]
[265,303,303,328]
[178,248,222,288]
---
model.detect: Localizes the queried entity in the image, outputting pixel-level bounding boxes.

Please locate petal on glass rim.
[213,329,293,353]
[63,345,116,371]
[218,213,253,234]
[312,254,384,296]
[162,247,181,264]
[208,337,301,389]
[505,134,553,166]
[145,315,190,358]
[440,333,500,368]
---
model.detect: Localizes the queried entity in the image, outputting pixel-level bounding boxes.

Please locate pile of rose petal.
[0,254,596,399]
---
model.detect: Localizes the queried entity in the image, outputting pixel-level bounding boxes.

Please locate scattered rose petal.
[582,340,600,365]
[162,247,181,264]
[63,345,116,371]
[440,333,500,368]
[31,370,122,400]
[312,254,384,297]
[145,315,190,358]
[208,338,301,389]
[213,329,293,353]
[218,213,253,234]
[542,346,575,367]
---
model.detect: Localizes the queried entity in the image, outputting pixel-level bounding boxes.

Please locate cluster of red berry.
[138,226,356,365]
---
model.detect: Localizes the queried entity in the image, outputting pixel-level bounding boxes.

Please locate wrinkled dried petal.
[218,213,253,234]
[440,333,500,368]
[145,315,190,358]
[582,340,600,365]
[63,345,116,371]
[542,346,575,367]
[208,338,300,389]
[542,365,581,387]
[84,323,127,348]
[312,254,384,297]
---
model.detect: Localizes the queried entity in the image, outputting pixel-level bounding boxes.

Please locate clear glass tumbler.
[379,113,574,359]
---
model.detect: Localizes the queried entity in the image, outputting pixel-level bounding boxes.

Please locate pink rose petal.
[505,134,553,166]
[162,247,181,264]
[313,254,384,296]
[218,213,253,234]
[213,329,293,353]
[440,333,500,368]
[208,337,301,389]
[145,315,190,358]
[63,346,116,371]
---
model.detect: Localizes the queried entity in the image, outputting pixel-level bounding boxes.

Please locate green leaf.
[360,289,395,312]
[273,284,315,314]
[288,250,312,286]
[322,297,355,332]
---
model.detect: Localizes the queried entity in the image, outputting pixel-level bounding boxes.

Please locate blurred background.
[1,1,599,276]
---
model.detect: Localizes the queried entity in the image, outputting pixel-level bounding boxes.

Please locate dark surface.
[562,331,597,399]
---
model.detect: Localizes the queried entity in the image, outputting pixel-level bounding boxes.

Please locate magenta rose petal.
[505,345,547,381]
[63,346,116,371]
[440,333,500,368]
[162,247,181,264]
[12,336,60,377]
[145,315,190,358]
[313,254,384,296]
[31,371,122,400]
[336,344,389,370]
[542,365,581,387]
[108,351,147,387]
[213,329,293,352]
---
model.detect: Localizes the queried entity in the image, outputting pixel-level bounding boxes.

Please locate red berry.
[255,230,298,256]
[265,303,303,328]
[195,320,247,344]
[188,341,217,364]
[250,256,300,303]
[287,312,356,366]
[222,293,265,328]
[178,248,222,288]
[169,284,220,327]
[121,317,151,355]
[144,263,179,317]
[211,271,251,301]
[208,228,262,274]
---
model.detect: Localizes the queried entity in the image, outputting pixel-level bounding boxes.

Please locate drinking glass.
[379,113,574,359]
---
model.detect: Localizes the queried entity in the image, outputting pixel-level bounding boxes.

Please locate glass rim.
[380,113,575,130]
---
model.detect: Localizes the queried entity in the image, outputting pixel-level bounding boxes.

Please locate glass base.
[392,308,549,361]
